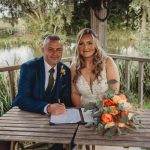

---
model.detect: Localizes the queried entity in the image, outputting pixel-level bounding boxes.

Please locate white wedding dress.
[75,65,143,150]
[76,65,108,106]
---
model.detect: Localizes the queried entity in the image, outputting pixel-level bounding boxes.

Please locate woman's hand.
[47,103,66,115]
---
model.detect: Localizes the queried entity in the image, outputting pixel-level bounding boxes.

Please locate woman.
[71,28,120,107]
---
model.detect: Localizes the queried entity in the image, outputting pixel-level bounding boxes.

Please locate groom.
[12,35,72,114]
[11,35,72,150]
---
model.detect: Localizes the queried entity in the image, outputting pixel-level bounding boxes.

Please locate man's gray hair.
[43,35,61,46]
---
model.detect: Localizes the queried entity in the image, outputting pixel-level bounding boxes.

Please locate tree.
[0,0,74,35]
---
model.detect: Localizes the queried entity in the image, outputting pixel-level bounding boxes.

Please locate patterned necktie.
[45,68,55,97]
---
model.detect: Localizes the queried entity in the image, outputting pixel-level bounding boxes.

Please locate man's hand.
[47,103,66,115]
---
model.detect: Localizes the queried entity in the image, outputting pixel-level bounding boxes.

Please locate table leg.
[85,145,95,150]
[77,144,83,150]
[85,145,90,150]
[65,144,71,150]
[92,145,95,150]
[10,141,16,150]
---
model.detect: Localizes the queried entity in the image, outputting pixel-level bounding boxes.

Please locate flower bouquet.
[84,80,137,136]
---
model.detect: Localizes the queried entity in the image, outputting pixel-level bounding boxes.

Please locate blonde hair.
[73,28,107,83]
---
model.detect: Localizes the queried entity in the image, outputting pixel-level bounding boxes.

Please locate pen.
[58,98,61,104]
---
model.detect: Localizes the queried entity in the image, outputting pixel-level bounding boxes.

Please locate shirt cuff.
[44,104,49,114]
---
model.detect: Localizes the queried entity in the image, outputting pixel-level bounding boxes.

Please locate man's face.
[42,40,63,67]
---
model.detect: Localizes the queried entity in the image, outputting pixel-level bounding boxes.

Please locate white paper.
[50,108,81,124]
[81,108,94,123]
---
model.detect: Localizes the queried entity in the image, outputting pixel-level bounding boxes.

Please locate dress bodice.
[76,66,108,106]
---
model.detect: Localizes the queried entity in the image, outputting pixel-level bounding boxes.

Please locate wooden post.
[125,60,130,91]
[8,71,16,100]
[91,9,107,50]
[138,62,144,108]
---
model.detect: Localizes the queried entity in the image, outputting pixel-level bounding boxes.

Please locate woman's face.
[78,34,96,59]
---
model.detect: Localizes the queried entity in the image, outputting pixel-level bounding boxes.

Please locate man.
[12,35,72,114]
[11,35,72,150]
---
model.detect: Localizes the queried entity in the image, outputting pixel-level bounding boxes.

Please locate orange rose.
[101,113,114,124]
[118,94,127,101]
[103,99,116,107]
[112,95,121,104]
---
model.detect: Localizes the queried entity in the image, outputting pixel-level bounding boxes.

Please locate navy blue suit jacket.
[12,57,72,114]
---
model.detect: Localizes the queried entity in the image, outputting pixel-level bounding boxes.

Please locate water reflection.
[0,46,34,67]
[120,46,140,56]
[0,44,140,68]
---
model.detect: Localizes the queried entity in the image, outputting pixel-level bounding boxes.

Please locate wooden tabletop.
[74,110,150,148]
[0,107,78,145]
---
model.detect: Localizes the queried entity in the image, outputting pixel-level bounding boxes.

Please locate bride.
[71,28,120,107]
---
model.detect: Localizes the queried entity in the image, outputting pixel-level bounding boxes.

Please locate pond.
[0,46,34,67]
[0,45,140,67]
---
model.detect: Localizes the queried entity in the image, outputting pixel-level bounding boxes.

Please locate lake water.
[0,46,34,67]
[0,45,140,67]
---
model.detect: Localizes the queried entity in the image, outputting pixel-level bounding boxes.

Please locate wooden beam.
[91,9,107,50]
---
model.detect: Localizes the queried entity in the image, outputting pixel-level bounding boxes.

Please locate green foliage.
[0,101,4,116]
[0,70,19,116]
[84,86,136,137]
[107,29,134,54]
[117,60,138,94]
[0,74,11,116]
[84,102,97,112]
[104,88,116,99]
[67,0,90,34]
[104,126,117,137]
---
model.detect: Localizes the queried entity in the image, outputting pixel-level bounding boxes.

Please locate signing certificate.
[50,108,81,124]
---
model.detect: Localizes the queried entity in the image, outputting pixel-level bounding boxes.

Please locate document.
[50,108,81,124]
[50,108,94,124]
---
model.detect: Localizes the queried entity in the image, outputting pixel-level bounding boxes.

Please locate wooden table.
[74,110,150,149]
[0,107,78,150]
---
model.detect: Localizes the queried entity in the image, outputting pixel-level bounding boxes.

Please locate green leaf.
[93,111,102,118]
[96,123,104,133]
[96,101,103,109]
[119,114,128,123]
[85,122,94,128]
[107,79,118,84]
[105,88,116,99]
[84,102,96,111]
[104,126,117,136]
[93,116,101,125]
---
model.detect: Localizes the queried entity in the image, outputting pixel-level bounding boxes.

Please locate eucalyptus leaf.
[84,102,96,111]
[85,122,94,128]
[105,88,116,99]
[119,114,128,123]
[107,79,118,84]
[96,123,104,132]
[104,126,117,136]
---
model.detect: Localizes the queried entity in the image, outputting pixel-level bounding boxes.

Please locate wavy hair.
[73,28,107,84]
